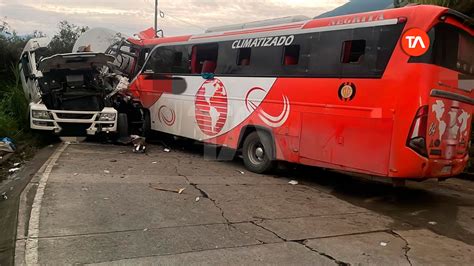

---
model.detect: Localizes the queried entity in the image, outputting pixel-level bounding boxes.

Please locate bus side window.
[144,46,191,74]
[237,48,251,66]
[191,43,219,74]
[283,45,300,66]
[341,40,366,64]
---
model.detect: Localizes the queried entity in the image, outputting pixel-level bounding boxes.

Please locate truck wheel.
[142,110,152,139]
[117,113,129,139]
[242,131,276,174]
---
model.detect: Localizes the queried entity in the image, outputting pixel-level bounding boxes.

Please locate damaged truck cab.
[19,38,124,136]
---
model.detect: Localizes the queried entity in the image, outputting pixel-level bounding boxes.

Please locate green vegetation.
[48,21,89,55]
[0,66,28,139]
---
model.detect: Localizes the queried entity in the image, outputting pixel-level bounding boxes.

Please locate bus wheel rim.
[248,142,265,165]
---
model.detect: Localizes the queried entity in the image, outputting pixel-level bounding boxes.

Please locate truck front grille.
[56,113,94,120]
[57,123,92,136]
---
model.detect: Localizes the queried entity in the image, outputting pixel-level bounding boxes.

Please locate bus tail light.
[398,17,408,24]
[407,105,429,157]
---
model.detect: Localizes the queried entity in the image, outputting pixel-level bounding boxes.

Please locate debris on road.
[73,173,79,176]
[148,183,186,194]
[143,228,149,232]
[1,192,7,200]
[0,137,16,153]
[288,180,299,185]
[8,168,20,173]
[131,135,147,153]
[152,162,157,164]
[13,162,20,167]
[380,242,388,247]
[236,170,245,175]
[133,144,146,153]
[81,187,89,191]
[104,170,111,174]
[429,221,438,225]
[164,148,171,153]
[195,196,200,202]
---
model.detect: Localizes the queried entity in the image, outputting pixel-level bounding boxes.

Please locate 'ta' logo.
[401,28,430,57]
[405,36,426,49]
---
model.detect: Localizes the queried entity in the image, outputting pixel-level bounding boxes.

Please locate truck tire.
[142,110,152,139]
[242,131,276,174]
[117,113,129,139]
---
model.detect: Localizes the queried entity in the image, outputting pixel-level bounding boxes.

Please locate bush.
[0,67,29,138]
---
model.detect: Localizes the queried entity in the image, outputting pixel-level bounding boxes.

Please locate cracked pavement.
[14,142,474,265]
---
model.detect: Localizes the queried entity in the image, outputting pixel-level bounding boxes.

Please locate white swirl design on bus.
[245,87,290,128]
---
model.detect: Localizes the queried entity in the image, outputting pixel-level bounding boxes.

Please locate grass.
[0,67,54,155]
[0,68,54,183]
[0,67,29,139]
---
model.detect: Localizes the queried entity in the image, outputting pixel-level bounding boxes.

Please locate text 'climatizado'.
[232,35,295,49]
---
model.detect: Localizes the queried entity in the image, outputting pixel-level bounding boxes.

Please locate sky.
[0,0,348,37]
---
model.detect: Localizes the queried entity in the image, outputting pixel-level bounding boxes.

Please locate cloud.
[0,0,347,36]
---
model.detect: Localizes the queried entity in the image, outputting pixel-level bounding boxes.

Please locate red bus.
[127,5,474,181]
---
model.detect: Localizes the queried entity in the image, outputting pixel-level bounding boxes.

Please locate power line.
[141,0,206,31]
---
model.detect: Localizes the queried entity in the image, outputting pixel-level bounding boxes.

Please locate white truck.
[19,35,130,137]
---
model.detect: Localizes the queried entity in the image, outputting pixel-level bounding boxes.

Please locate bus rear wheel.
[242,131,276,174]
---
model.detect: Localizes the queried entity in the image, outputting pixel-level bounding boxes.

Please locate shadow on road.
[149,135,474,246]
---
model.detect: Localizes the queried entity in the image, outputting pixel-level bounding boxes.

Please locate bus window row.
[144,23,406,78]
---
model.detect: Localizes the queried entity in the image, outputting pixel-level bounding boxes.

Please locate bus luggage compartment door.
[299,107,392,176]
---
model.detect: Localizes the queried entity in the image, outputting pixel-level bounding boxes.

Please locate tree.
[0,19,28,82]
[0,18,10,34]
[48,21,89,55]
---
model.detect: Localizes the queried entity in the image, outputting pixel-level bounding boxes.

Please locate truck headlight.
[98,113,116,121]
[32,110,52,119]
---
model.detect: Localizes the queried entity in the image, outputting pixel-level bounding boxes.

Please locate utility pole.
[154,0,158,37]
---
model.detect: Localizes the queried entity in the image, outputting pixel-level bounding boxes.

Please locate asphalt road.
[6,140,474,265]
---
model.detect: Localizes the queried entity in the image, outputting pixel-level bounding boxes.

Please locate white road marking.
[24,143,69,265]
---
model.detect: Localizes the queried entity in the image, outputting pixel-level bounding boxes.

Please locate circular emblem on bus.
[195,78,228,136]
[338,82,356,101]
[401,28,430,57]
[158,105,176,127]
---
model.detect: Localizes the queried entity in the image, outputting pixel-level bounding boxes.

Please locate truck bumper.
[30,103,118,135]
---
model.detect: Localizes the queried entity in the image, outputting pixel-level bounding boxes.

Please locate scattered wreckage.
[19,28,151,138]
[0,137,16,153]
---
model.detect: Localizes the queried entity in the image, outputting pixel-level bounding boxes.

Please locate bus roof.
[128,5,471,48]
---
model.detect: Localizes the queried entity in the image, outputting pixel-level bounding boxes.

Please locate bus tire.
[242,131,276,174]
[117,113,129,139]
